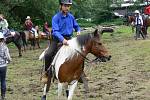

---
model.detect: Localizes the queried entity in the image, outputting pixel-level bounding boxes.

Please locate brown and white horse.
[40,29,111,100]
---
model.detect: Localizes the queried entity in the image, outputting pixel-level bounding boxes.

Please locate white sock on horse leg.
[43,84,47,95]
[58,83,63,98]
[68,81,78,100]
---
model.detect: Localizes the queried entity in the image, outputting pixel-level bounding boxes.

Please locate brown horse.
[4,31,22,57]
[21,30,40,50]
[40,29,111,100]
[127,13,149,39]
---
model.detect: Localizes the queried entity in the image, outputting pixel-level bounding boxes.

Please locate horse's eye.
[98,42,102,45]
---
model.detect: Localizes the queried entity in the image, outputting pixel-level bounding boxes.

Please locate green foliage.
[101,18,124,25]
[0,0,126,30]
[93,10,113,24]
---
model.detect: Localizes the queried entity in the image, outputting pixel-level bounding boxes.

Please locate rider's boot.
[41,55,53,84]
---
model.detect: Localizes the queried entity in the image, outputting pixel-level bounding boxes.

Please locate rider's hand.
[62,39,68,45]
[77,32,80,36]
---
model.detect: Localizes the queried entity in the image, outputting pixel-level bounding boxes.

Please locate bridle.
[74,48,103,63]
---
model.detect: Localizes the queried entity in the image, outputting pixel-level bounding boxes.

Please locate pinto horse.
[126,13,150,39]
[40,29,111,100]
[5,31,22,57]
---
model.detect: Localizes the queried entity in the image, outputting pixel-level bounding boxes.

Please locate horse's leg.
[32,39,35,50]
[67,81,78,100]
[80,73,89,99]
[41,69,52,100]
[141,27,146,39]
[20,31,27,51]
[58,83,63,99]
[46,67,53,92]
[22,37,28,51]
[30,39,35,50]
[41,84,47,100]
[145,26,148,38]
[36,38,40,49]
[14,41,22,57]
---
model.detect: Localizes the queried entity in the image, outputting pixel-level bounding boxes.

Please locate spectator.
[0,32,11,100]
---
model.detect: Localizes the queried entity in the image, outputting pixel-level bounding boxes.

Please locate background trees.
[0,0,146,30]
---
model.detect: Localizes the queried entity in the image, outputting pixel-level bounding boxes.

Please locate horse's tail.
[39,47,48,60]
[19,31,27,46]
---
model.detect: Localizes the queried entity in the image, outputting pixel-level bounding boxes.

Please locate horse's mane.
[51,33,93,79]
[54,33,92,62]
[77,33,92,47]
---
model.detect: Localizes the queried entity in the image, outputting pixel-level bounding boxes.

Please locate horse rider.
[43,21,51,36]
[144,5,150,16]
[42,0,81,82]
[24,16,38,38]
[43,21,52,45]
[0,14,11,38]
[134,10,144,40]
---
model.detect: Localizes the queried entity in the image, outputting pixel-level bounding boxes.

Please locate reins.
[74,48,99,63]
[74,49,91,63]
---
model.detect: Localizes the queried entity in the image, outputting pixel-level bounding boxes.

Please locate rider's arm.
[52,15,64,42]
[72,16,80,33]
[2,19,8,29]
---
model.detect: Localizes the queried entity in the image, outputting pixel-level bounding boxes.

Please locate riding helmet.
[134,10,140,14]
[59,0,72,5]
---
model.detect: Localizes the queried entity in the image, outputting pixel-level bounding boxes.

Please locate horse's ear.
[93,29,101,38]
[93,29,99,36]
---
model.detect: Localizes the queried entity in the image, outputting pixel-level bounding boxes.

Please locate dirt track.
[5,27,150,100]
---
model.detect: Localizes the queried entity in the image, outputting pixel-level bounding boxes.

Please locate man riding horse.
[24,16,38,38]
[42,0,89,84]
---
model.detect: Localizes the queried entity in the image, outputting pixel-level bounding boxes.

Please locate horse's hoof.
[19,55,22,57]
[41,95,46,100]
[66,90,69,97]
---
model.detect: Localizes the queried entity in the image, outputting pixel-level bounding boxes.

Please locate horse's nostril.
[109,55,111,58]
[108,55,111,60]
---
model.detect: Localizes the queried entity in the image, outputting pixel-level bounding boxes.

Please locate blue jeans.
[0,67,7,97]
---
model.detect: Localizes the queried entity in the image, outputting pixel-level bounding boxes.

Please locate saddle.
[4,30,15,38]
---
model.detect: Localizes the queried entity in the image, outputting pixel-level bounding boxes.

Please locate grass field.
[5,25,150,100]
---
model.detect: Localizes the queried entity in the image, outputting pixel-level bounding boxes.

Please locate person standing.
[134,10,144,40]
[0,32,11,100]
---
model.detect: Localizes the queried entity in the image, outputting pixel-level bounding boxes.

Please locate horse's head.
[126,13,136,24]
[89,29,111,62]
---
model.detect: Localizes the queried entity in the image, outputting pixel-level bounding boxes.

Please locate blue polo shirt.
[52,12,80,42]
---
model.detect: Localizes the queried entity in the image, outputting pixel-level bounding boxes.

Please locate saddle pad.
[11,32,15,36]
[40,32,46,36]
